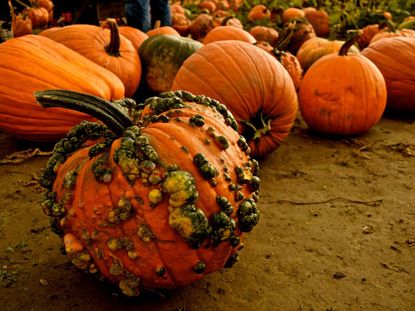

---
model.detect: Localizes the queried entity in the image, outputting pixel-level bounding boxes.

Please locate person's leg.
[149,0,171,28]
[124,0,151,32]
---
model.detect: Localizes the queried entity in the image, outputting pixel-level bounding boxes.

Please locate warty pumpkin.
[202,26,256,44]
[172,40,298,158]
[361,36,415,113]
[40,19,141,98]
[138,34,203,93]
[35,89,260,296]
[299,36,387,136]
[0,35,125,141]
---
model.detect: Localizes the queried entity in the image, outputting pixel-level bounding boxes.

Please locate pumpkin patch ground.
[0,113,414,310]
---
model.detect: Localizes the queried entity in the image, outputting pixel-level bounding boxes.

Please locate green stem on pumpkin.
[34,90,134,136]
[105,19,121,57]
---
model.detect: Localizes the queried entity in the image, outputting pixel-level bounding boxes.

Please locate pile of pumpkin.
[1,0,415,297]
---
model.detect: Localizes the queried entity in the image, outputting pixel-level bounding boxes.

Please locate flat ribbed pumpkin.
[299,37,387,136]
[0,35,125,141]
[35,89,260,296]
[202,26,256,44]
[361,37,415,112]
[40,19,141,98]
[172,40,298,158]
[139,34,203,93]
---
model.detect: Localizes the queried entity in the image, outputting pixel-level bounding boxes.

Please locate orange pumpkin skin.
[370,28,415,44]
[281,19,316,55]
[119,26,149,51]
[203,26,256,44]
[0,35,125,141]
[25,7,49,28]
[362,37,415,112]
[40,21,141,98]
[190,14,216,41]
[282,8,305,23]
[249,26,279,46]
[37,90,259,296]
[199,1,217,13]
[297,37,360,72]
[357,24,385,50]
[172,41,298,158]
[302,7,330,37]
[147,25,180,37]
[299,43,387,136]
[248,5,271,22]
[171,13,192,37]
[170,3,185,14]
[12,13,33,37]
[276,51,303,92]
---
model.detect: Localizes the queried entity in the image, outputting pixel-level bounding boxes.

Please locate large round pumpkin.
[299,38,387,136]
[40,19,141,98]
[172,40,298,158]
[361,37,415,113]
[35,89,260,296]
[0,35,125,141]
[139,34,203,93]
[296,37,360,72]
[202,26,256,44]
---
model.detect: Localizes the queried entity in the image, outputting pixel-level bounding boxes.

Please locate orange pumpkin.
[296,37,360,72]
[40,19,141,98]
[299,37,387,136]
[249,26,279,46]
[247,5,271,22]
[279,19,316,55]
[370,23,415,43]
[362,37,415,112]
[199,1,217,13]
[0,35,125,141]
[172,41,298,158]
[171,13,192,37]
[119,26,149,51]
[170,3,185,14]
[147,20,180,37]
[36,89,260,296]
[190,14,216,41]
[282,7,305,23]
[203,26,256,44]
[302,7,330,37]
[357,24,386,50]
[24,6,49,28]
[12,12,33,37]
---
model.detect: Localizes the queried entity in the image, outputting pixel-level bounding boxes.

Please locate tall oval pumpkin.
[0,35,125,141]
[172,40,298,158]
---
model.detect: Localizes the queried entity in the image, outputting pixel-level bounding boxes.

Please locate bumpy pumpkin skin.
[0,35,125,141]
[299,44,387,136]
[172,41,298,158]
[361,37,415,113]
[38,90,260,296]
[40,21,141,98]
[139,34,203,93]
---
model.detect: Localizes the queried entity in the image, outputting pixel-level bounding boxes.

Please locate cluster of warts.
[39,90,260,296]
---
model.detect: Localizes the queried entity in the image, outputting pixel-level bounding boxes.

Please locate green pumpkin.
[138,34,203,93]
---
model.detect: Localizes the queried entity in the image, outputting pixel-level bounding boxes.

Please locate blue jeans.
[125,0,171,32]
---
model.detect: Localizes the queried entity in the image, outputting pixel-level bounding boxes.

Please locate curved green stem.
[34,90,134,136]
[104,19,121,57]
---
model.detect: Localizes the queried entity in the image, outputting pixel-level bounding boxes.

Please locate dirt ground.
[0,113,414,311]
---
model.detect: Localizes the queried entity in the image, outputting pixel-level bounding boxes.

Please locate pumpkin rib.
[207,44,259,118]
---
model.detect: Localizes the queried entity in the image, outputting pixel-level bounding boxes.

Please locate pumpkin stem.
[338,32,359,56]
[241,111,272,141]
[104,19,121,57]
[34,90,134,136]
